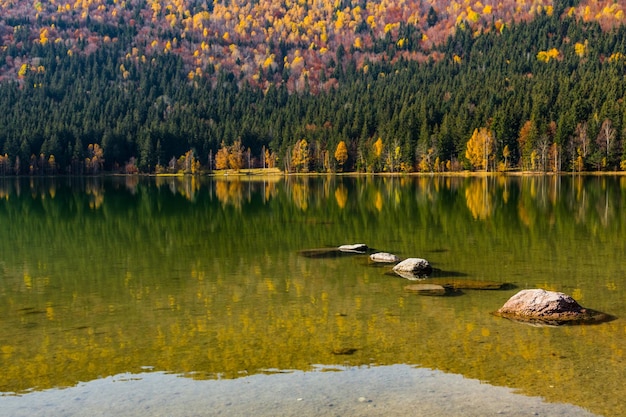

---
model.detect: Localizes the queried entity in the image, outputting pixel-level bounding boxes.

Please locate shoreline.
[2,169,626,179]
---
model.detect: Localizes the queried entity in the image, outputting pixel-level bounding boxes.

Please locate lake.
[0,174,624,416]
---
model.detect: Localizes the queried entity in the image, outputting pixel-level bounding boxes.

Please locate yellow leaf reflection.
[215,180,243,208]
[85,181,104,209]
[334,184,348,209]
[291,182,308,211]
[1,345,15,355]
[46,304,55,321]
[264,278,276,293]
[374,191,383,211]
[23,273,32,289]
[465,179,493,220]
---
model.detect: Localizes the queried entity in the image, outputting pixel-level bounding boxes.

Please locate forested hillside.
[2,0,626,174]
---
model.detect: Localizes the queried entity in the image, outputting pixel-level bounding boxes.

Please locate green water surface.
[0,175,624,416]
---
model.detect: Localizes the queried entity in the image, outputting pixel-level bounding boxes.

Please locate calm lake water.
[0,175,624,416]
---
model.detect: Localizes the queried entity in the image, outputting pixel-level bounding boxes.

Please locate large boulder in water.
[392,258,432,279]
[494,289,611,325]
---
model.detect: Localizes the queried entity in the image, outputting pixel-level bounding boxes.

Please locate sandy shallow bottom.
[0,365,599,417]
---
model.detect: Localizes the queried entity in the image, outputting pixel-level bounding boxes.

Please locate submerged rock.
[404,283,448,296]
[392,258,432,279]
[494,289,613,326]
[427,278,510,290]
[338,243,368,253]
[331,347,358,355]
[369,252,400,264]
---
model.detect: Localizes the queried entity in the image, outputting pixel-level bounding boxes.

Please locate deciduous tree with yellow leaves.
[85,143,104,174]
[228,139,245,171]
[215,142,230,170]
[290,139,310,173]
[334,140,348,171]
[465,127,494,171]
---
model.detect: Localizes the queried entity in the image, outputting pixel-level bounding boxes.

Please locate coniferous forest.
[2,0,626,174]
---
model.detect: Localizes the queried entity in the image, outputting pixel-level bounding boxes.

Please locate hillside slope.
[1,0,621,90]
[2,0,626,174]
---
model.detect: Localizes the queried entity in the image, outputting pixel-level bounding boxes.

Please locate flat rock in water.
[369,252,400,264]
[427,278,508,290]
[298,248,347,258]
[338,243,368,253]
[494,288,613,326]
[299,244,371,258]
[404,284,447,296]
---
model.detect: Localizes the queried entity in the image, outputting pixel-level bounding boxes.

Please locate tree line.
[2,11,626,174]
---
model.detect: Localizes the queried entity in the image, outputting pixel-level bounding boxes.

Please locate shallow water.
[0,365,599,416]
[0,175,624,416]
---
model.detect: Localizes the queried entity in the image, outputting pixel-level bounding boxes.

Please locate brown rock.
[494,289,612,325]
